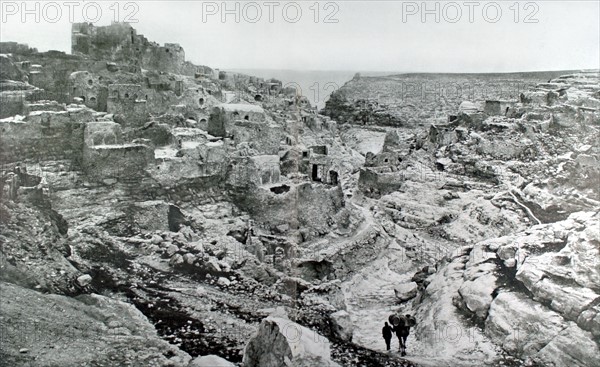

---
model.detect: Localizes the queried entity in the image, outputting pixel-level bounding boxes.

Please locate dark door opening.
[312,165,321,181]
[329,171,339,185]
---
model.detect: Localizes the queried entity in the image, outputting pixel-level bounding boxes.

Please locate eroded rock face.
[243,316,341,367]
[330,310,354,342]
[485,291,566,357]
[421,211,600,365]
[0,282,191,366]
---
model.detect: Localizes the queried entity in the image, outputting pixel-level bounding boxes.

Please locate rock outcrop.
[243,316,341,367]
[423,212,600,366]
[0,281,191,366]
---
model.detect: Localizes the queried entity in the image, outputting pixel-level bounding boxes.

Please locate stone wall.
[84,121,123,146]
[69,71,108,111]
[227,155,280,187]
[107,84,148,126]
[71,22,200,76]
[228,121,284,155]
[83,143,153,181]
[232,182,344,237]
[0,108,90,164]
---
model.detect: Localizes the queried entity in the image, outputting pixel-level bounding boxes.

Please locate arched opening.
[233,111,240,120]
[89,96,97,104]
[79,96,86,102]
[244,115,249,121]
[254,94,262,102]
[199,98,204,106]
[200,118,207,124]
[124,93,129,98]
[87,79,93,86]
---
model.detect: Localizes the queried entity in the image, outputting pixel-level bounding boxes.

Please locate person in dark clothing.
[382,322,394,351]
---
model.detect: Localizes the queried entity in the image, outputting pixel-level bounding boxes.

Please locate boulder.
[457,272,497,320]
[169,254,184,266]
[182,253,196,265]
[329,310,353,342]
[217,277,231,287]
[189,355,235,367]
[76,274,92,287]
[243,316,341,367]
[394,282,418,302]
[205,257,222,272]
[150,234,163,245]
[166,244,180,256]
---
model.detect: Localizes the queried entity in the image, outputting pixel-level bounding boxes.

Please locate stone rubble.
[1,24,598,367]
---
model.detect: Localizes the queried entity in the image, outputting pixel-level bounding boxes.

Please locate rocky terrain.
[1,23,599,367]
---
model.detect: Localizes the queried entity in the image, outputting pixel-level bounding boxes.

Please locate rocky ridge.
[1,24,599,367]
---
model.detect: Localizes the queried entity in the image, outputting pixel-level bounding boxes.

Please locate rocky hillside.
[320,71,599,366]
[1,22,599,367]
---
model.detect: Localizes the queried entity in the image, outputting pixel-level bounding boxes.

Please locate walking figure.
[382,322,394,351]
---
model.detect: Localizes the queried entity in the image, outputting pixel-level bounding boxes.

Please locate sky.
[1,1,599,73]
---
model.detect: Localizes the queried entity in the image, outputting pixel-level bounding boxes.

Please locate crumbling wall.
[0,108,89,164]
[229,121,284,155]
[232,182,344,237]
[227,155,280,187]
[209,103,266,136]
[358,168,405,197]
[484,100,517,116]
[72,23,198,76]
[69,71,108,111]
[82,143,153,181]
[84,121,123,147]
[107,84,148,127]
[141,43,185,74]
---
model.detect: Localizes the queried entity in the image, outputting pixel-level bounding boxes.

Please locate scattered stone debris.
[1,22,598,367]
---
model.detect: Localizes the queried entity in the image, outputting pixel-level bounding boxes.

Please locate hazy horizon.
[1,1,598,73]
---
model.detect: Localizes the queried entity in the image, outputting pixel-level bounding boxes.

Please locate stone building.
[207,103,283,154]
[484,100,517,116]
[69,71,108,111]
[82,121,153,181]
[107,84,148,126]
[227,155,281,187]
[305,145,340,186]
[71,22,195,75]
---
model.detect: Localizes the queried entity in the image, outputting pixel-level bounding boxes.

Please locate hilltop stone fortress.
[1,22,343,238]
[0,22,599,367]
